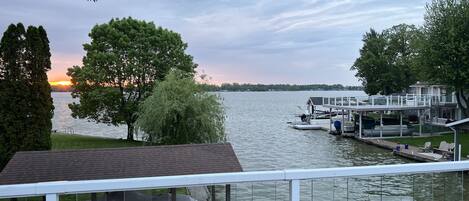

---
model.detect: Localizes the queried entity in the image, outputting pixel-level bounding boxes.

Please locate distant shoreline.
[52,89,364,93]
[51,83,363,92]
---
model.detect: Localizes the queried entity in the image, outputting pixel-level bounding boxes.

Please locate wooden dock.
[316,120,447,162]
[357,138,446,162]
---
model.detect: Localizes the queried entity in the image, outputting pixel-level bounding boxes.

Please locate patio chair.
[423,142,432,153]
[437,141,448,152]
[448,143,455,152]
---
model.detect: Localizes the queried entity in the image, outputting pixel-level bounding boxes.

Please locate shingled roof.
[0,143,242,185]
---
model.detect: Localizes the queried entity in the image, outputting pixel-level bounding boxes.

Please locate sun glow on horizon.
[49,80,72,86]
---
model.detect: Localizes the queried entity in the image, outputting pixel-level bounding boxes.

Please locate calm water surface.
[51,91,465,201]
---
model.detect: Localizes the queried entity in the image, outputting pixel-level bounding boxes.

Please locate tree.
[67,17,197,140]
[137,70,225,145]
[351,24,420,95]
[0,23,53,169]
[420,0,469,117]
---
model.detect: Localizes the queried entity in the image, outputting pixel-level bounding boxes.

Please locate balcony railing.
[0,161,468,201]
[321,94,456,108]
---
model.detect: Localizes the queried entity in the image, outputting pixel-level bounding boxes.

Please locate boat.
[288,104,324,130]
[291,123,322,130]
[363,125,412,137]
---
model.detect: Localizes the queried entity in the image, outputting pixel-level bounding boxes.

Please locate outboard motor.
[334,120,342,134]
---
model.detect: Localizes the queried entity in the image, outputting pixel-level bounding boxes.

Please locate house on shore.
[408,82,460,122]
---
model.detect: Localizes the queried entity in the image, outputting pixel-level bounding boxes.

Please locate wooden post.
[454,129,460,161]
[170,188,177,201]
[341,109,345,135]
[359,112,362,138]
[380,112,383,138]
[225,184,231,201]
[400,111,403,137]
[211,186,216,201]
[329,108,332,133]
[418,109,422,136]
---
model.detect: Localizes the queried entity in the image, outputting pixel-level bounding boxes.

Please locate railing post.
[46,194,59,201]
[289,180,300,201]
[341,97,344,106]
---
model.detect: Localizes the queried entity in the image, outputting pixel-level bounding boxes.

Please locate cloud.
[0,0,430,85]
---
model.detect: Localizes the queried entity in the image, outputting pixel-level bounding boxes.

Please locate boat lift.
[309,95,438,138]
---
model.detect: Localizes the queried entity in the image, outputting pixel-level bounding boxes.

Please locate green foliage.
[137,70,225,145]
[0,23,53,169]
[67,17,197,140]
[351,24,421,95]
[420,0,469,117]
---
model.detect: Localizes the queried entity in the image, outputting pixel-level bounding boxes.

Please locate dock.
[357,138,446,162]
[306,94,458,162]
[312,120,447,162]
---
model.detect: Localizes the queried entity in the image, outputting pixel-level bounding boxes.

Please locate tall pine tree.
[0,23,53,169]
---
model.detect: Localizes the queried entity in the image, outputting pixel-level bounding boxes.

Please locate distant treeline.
[51,83,363,92]
[51,85,72,92]
[200,83,363,92]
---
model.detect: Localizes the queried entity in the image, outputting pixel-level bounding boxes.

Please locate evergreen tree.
[0,23,53,169]
[25,26,54,150]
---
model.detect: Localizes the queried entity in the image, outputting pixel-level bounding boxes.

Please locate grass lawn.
[52,133,144,150]
[387,133,469,157]
[24,133,187,201]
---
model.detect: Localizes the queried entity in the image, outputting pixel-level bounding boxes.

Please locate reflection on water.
[52,92,128,139]
[52,91,467,200]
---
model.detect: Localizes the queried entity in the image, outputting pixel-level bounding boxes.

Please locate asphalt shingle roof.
[0,143,242,185]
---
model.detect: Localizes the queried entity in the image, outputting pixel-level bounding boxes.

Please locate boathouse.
[0,143,243,201]
[309,94,458,138]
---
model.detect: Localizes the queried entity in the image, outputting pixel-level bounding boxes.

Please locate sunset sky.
[1,0,428,85]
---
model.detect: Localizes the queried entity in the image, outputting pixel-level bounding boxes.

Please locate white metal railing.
[0,161,468,201]
[321,94,457,108]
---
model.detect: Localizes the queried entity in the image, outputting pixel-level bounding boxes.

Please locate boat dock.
[357,138,446,162]
[311,119,449,162]
[305,94,456,162]
[311,120,446,162]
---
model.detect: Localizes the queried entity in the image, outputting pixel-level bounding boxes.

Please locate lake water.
[51,91,465,201]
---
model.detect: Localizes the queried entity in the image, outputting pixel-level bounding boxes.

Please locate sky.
[0,0,429,85]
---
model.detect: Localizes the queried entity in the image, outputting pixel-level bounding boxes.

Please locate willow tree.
[67,17,197,140]
[420,0,469,117]
[0,24,53,169]
[137,70,225,145]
